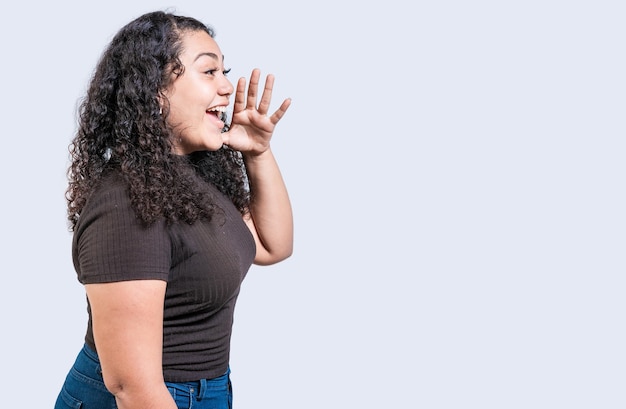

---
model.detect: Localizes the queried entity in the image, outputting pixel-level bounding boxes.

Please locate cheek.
[168,92,196,121]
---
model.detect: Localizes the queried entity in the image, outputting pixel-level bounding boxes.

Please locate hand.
[221,68,291,155]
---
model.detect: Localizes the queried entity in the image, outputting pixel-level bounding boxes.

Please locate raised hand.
[222,68,291,154]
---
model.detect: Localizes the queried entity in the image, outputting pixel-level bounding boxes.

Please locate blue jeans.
[55,344,233,409]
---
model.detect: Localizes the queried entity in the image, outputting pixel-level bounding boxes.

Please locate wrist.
[243,147,273,164]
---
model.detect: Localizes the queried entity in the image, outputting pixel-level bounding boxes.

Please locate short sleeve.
[72,178,171,284]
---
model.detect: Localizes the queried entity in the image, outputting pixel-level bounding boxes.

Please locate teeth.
[208,106,227,113]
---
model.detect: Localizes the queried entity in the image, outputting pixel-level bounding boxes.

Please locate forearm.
[244,148,293,265]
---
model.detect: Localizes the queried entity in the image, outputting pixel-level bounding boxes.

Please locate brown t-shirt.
[72,171,256,382]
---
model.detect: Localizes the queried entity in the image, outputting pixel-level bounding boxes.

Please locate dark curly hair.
[66,11,249,230]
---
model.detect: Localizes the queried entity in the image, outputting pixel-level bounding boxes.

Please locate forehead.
[179,30,223,63]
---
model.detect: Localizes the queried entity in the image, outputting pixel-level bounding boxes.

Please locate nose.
[218,76,234,96]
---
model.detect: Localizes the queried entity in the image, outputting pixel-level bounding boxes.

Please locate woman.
[54,10,293,409]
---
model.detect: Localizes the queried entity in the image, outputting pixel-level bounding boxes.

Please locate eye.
[205,68,231,77]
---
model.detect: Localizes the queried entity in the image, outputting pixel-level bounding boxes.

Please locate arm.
[222,68,293,265]
[86,280,177,409]
[243,148,293,265]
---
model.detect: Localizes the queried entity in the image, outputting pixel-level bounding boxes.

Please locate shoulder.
[73,170,172,283]
[74,171,149,245]
[80,170,131,217]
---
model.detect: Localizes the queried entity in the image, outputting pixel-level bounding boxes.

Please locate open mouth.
[206,105,227,118]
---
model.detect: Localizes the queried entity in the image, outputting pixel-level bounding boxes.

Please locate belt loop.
[197,378,207,401]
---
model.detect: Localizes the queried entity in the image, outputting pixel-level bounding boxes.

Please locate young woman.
[54,10,293,409]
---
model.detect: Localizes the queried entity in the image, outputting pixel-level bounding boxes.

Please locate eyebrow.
[194,52,224,62]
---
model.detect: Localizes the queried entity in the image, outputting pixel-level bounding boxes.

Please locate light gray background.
[1,1,624,408]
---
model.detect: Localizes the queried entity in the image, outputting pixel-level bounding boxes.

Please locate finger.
[220,130,230,146]
[233,77,247,113]
[269,98,292,124]
[257,74,275,116]
[246,68,261,110]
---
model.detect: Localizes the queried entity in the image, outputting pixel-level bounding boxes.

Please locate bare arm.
[243,148,293,265]
[222,68,294,265]
[86,280,177,409]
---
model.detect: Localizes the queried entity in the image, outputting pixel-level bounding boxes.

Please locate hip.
[54,344,233,409]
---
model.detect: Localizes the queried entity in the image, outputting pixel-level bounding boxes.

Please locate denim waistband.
[74,344,104,379]
[77,343,230,400]
[165,367,231,401]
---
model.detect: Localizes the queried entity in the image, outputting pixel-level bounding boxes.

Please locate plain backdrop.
[1,1,624,408]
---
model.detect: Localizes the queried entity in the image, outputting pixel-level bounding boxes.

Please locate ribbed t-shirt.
[72,171,256,382]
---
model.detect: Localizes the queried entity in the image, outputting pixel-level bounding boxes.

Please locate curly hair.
[66,11,249,230]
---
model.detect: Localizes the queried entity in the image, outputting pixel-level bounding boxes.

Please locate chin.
[204,138,224,151]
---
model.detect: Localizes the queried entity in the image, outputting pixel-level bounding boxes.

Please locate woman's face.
[164,30,234,154]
